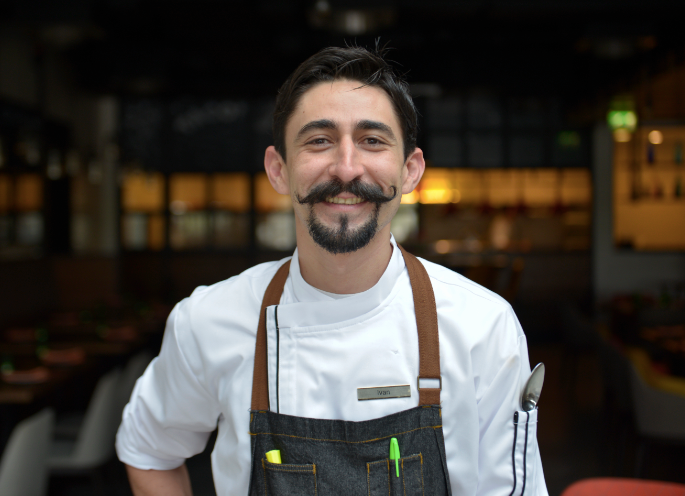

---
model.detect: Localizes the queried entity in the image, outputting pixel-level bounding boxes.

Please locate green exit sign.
[607,110,637,131]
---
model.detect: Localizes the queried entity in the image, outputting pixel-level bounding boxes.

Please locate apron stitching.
[367,462,370,496]
[366,461,389,496]
[249,424,442,444]
[401,450,424,493]
[264,467,315,473]
[402,458,406,496]
[313,464,318,496]
[420,453,425,496]
[400,455,422,496]
[402,454,422,461]
[261,459,267,496]
[386,459,390,496]
[428,412,452,496]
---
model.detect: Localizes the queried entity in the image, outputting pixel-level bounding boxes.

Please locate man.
[117,46,548,496]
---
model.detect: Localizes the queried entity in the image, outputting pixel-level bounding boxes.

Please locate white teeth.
[325,197,364,205]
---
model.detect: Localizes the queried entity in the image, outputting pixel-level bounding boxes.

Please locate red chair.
[561,478,685,496]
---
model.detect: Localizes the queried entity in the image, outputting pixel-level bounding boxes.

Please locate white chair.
[49,368,122,472]
[54,351,153,439]
[627,348,685,476]
[116,351,153,417]
[0,408,54,496]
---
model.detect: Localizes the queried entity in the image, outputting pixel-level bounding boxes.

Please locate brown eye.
[365,137,385,146]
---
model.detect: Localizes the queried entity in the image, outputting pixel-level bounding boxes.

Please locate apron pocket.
[510,409,539,496]
[262,459,318,496]
[367,454,424,496]
[367,459,391,496]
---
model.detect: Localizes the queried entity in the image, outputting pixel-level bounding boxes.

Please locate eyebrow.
[296,118,398,144]
[295,119,337,142]
[356,120,397,142]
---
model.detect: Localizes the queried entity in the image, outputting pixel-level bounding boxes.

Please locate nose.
[329,136,364,184]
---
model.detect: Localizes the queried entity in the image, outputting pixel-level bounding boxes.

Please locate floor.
[48,344,685,495]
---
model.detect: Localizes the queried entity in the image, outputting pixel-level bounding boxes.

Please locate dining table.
[637,323,685,378]
[0,318,163,458]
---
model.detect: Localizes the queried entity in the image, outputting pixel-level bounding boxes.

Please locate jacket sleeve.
[116,297,222,470]
[475,311,549,496]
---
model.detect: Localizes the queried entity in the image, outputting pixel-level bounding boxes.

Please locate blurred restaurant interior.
[1,1,685,495]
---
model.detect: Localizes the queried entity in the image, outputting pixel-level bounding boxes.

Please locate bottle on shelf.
[647,142,655,165]
[675,141,683,165]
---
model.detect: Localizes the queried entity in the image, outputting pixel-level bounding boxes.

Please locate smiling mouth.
[325,197,365,205]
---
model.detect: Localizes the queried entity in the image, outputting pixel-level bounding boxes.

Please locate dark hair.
[273,45,418,161]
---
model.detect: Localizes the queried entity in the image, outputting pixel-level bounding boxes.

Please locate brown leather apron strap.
[397,245,442,406]
[251,260,291,411]
[250,245,442,411]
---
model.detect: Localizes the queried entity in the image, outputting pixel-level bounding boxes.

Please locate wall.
[592,123,685,302]
[0,26,119,257]
[0,28,38,107]
[0,256,119,326]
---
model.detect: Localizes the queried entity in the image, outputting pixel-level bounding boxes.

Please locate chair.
[48,368,121,483]
[596,338,633,475]
[116,351,153,416]
[626,348,685,476]
[54,351,153,439]
[561,477,685,496]
[0,408,54,496]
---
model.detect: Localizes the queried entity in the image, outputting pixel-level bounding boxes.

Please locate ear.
[401,147,425,194]
[264,146,290,195]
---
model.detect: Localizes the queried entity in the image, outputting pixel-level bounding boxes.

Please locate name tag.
[357,385,411,401]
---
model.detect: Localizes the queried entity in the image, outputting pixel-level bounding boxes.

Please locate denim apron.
[248,246,452,496]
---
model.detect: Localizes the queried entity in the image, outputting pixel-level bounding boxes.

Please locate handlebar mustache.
[295,179,397,206]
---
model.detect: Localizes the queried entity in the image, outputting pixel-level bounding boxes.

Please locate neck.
[295,225,393,294]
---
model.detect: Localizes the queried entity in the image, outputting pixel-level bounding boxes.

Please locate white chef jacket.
[116,235,548,496]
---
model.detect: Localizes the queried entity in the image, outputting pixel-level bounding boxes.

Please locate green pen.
[389,437,400,477]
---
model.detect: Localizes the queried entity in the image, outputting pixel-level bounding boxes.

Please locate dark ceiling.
[2,0,685,110]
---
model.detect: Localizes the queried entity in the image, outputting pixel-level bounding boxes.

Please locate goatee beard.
[307,205,381,255]
[296,178,397,255]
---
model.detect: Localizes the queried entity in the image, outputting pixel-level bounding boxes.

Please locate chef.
[116,45,548,496]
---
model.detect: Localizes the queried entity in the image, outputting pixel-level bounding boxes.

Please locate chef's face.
[265,79,423,254]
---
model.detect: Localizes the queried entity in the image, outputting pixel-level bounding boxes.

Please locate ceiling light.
[648,130,663,145]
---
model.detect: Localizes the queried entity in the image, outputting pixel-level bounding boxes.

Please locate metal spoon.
[521,362,545,411]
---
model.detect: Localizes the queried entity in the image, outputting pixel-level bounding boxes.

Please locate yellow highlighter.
[266,450,282,464]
